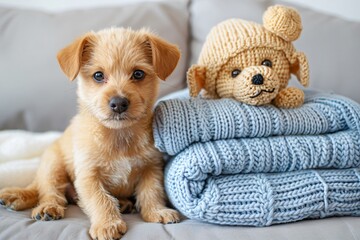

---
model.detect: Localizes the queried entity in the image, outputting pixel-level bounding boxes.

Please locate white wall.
[0,0,359,22]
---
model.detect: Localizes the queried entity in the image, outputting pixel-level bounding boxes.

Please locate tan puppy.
[0,28,181,240]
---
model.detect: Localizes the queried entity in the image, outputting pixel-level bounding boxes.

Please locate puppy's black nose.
[251,74,264,85]
[109,97,129,114]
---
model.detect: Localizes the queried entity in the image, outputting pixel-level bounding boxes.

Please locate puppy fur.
[0,28,181,240]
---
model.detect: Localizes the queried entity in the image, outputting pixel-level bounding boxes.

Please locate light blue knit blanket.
[153,91,360,226]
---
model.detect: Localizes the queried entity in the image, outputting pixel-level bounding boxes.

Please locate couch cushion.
[0,1,189,131]
[189,0,360,103]
[1,206,360,240]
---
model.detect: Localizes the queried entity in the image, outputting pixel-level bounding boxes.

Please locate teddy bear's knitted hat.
[198,5,303,97]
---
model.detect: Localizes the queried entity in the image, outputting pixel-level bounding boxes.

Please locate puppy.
[0,28,181,240]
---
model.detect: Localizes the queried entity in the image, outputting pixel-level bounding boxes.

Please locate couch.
[1,0,360,239]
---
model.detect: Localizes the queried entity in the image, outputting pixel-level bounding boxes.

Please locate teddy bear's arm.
[273,87,304,108]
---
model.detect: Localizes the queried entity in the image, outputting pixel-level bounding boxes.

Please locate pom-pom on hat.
[263,5,302,42]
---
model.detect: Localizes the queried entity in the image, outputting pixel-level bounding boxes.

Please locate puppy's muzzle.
[109,97,129,114]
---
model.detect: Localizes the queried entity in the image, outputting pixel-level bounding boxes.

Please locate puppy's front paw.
[89,219,127,240]
[31,203,65,221]
[142,208,181,224]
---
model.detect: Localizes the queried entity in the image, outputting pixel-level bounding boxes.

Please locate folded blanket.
[153,92,360,226]
[154,91,360,155]
[165,161,360,226]
[0,130,60,188]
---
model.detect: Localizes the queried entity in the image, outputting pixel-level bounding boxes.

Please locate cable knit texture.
[153,91,360,226]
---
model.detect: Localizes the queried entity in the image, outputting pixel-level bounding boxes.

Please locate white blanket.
[0,130,61,188]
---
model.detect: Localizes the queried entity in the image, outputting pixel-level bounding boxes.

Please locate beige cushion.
[1,206,360,240]
[190,0,360,103]
[0,2,188,131]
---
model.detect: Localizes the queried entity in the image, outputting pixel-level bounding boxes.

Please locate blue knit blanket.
[153,91,360,226]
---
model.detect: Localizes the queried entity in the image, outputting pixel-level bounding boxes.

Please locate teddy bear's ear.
[187,65,207,97]
[263,5,302,42]
[291,52,309,87]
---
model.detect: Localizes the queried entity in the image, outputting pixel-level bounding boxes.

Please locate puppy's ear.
[147,34,180,81]
[291,52,309,87]
[187,65,206,97]
[57,32,96,81]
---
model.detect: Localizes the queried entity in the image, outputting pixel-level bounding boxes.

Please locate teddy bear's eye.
[262,59,272,68]
[231,69,241,78]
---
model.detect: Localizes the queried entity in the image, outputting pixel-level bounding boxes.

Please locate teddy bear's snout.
[231,65,281,105]
[237,66,276,87]
[251,74,264,85]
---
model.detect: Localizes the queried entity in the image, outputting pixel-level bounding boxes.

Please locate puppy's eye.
[262,59,272,68]
[231,69,241,78]
[132,70,145,80]
[93,71,105,82]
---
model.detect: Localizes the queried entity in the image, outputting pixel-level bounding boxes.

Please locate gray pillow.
[0,2,189,131]
[190,0,360,103]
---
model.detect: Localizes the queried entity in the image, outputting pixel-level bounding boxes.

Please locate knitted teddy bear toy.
[187,5,309,108]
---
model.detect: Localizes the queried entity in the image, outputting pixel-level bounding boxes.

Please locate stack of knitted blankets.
[153,91,360,226]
